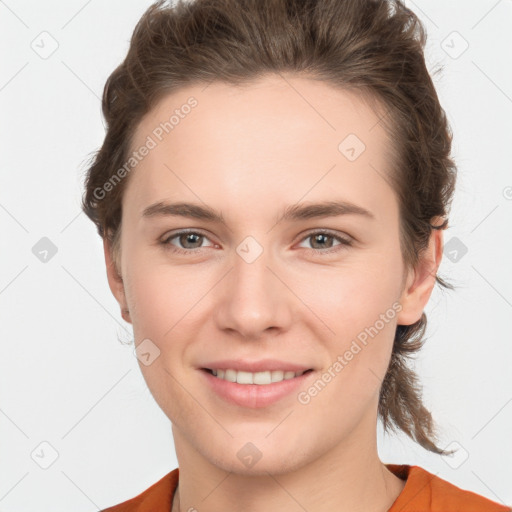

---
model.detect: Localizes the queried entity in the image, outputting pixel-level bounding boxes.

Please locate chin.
[200,434,311,476]
[213,451,306,477]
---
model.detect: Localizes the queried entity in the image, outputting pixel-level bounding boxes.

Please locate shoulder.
[101,468,179,512]
[386,464,511,512]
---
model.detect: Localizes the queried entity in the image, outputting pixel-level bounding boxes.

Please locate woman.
[81,0,511,510]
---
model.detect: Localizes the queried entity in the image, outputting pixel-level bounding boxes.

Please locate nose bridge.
[215,236,291,337]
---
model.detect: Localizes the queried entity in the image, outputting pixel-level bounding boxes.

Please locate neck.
[170,422,405,512]
[172,469,404,512]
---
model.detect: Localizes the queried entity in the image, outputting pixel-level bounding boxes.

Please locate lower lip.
[199,369,315,409]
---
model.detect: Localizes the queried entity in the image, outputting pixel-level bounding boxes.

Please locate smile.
[200,368,315,408]
[204,368,312,385]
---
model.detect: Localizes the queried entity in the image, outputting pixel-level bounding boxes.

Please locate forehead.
[125,74,396,223]
[132,74,388,154]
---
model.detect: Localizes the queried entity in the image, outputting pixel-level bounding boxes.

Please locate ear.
[103,237,132,324]
[396,225,444,326]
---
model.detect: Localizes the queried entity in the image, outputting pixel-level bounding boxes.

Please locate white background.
[1,0,511,510]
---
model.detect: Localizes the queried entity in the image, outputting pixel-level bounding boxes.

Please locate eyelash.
[160,229,353,256]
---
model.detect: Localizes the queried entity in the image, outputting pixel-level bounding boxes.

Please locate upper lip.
[200,359,314,373]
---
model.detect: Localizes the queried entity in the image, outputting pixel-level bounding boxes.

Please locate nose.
[213,243,293,340]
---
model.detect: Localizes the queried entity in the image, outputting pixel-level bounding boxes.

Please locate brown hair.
[81,0,457,455]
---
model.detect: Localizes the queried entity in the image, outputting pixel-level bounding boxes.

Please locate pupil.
[313,233,330,249]
[182,233,201,248]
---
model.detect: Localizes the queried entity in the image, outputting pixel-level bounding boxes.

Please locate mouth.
[199,366,316,408]
[200,367,314,385]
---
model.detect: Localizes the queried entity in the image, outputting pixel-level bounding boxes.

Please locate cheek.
[292,252,401,330]
[124,260,216,357]
[126,273,171,333]
[124,264,200,417]
[124,253,184,322]
[295,255,401,388]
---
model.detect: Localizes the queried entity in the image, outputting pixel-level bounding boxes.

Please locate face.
[105,74,440,475]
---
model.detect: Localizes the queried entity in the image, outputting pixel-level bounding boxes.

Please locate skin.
[104,74,443,512]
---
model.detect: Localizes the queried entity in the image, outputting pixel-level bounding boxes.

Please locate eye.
[297,230,353,255]
[160,230,216,255]
[160,229,353,256]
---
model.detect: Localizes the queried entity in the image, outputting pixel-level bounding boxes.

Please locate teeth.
[209,368,307,385]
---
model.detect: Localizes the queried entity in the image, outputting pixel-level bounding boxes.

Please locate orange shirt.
[102,464,511,511]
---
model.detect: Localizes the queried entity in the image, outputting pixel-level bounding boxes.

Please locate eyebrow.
[141,199,375,224]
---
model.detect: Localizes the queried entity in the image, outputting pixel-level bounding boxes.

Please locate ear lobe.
[103,238,132,324]
[396,228,444,326]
